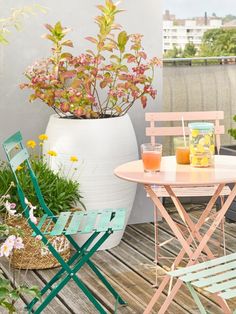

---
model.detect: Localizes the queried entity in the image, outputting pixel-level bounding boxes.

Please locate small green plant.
[228,115,236,140]
[0,135,84,217]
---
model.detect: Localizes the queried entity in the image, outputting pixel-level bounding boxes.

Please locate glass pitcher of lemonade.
[188,122,215,168]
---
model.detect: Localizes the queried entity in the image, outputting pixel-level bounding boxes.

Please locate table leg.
[144,183,236,314]
[159,185,236,314]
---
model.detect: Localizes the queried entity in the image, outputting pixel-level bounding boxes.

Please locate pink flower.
[29,207,38,224]
[5,200,17,216]
[35,235,42,241]
[132,65,148,75]
[5,235,16,250]
[0,241,13,257]
[24,198,38,224]
[14,237,24,250]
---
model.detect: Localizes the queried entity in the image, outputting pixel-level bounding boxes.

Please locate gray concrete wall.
[162,64,236,155]
[0,0,163,224]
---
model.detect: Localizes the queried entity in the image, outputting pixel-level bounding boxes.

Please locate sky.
[164,0,236,19]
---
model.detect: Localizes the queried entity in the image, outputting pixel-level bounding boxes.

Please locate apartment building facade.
[163,11,222,52]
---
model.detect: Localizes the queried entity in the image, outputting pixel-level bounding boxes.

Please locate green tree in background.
[164,45,182,58]
[182,42,197,57]
[164,43,197,58]
[200,28,236,56]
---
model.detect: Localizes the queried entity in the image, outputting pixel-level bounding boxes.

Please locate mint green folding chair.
[169,253,236,314]
[3,131,127,314]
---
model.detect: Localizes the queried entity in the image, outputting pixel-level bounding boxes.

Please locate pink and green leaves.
[21,0,160,118]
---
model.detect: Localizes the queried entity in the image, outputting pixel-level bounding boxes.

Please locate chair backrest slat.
[10,148,29,171]
[3,131,23,154]
[145,111,224,122]
[145,111,224,154]
[146,125,224,137]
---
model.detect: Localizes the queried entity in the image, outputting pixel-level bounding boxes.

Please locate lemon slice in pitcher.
[200,157,209,167]
[191,129,199,138]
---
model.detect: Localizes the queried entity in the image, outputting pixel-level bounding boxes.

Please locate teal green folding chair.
[169,253,236,314]
[3,131,127,314]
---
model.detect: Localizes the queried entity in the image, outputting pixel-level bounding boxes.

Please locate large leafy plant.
[21,0,160,119]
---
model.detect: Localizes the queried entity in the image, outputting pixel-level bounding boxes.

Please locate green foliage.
[0,276,40,313]
[200,28,236,56]
[228,115,236,140]
[182,42,197,58]
[164,46,182,58]
[0,159,84,217]
[164,43,197,59]
[21,0,160,119]
[0,4,46,45]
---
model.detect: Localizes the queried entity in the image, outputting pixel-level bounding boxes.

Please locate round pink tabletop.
[114,155,236,186]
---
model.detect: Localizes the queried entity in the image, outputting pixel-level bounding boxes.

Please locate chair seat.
[169,253,236,300]
[148,185,231,198]
[33,208,126,237]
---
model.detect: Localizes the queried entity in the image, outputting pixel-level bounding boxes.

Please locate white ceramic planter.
[44,114,138,249]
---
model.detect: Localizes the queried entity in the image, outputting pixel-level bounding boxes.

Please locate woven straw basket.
[7,216,70,270]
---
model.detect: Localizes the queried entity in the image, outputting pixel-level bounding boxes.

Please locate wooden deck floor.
[2,204,236,313]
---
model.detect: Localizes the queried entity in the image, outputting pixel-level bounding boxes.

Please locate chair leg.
[32,274,71,314]
[220,196,226,256]
[87,259,127,305]
[29,230,125,313]
[186,283,207,314]
[73,274,107,314]
[154,205,159,287]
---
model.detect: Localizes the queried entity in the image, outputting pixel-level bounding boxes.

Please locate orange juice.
[142,152,162,172]
[175,147,190,164]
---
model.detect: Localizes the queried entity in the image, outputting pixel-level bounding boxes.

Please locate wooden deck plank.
[127,225,223,314]
[1,259,68,314]
[92,250,186,314]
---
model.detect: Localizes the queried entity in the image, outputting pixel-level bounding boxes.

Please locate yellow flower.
[16,165,23,171]
[47,150,57,157]
[38,134,48,141]
[191,129,199,138]
[70,156,78,162]
[27,140,36,149]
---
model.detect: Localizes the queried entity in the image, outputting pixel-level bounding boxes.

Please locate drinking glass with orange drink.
[173,137,190,165]
[141,143,162,173]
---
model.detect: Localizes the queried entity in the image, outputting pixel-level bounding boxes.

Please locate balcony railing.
[163,56,236,66]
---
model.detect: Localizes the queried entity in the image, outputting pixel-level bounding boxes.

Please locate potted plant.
[20,0,160,248]
[0,135,84,268]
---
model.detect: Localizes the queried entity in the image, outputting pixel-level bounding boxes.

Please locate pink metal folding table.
[114,155,236,314]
